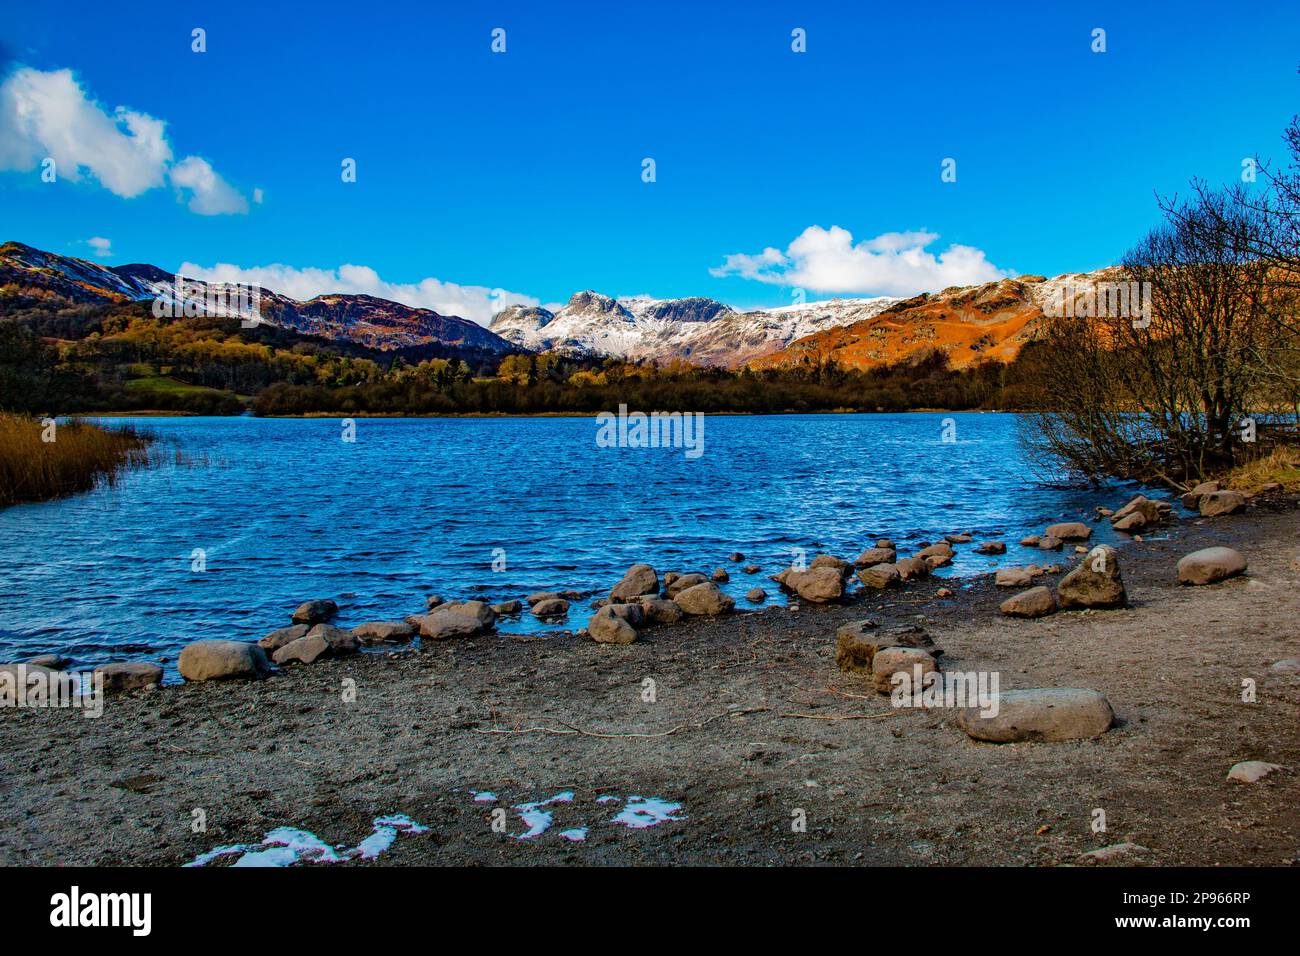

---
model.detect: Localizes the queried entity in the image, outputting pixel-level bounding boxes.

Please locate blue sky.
[1,0,1297,321]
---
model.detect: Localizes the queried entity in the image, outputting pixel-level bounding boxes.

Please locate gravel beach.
[2,494,1298,867]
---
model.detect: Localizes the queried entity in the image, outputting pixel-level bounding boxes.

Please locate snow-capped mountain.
[488,290,900,367]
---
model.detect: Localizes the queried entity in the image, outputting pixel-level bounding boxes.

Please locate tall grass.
[0,414,155,507]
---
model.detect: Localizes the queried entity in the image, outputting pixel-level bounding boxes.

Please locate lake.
[0,413,1128,676]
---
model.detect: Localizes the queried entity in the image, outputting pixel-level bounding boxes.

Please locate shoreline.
[2,490,1297,865]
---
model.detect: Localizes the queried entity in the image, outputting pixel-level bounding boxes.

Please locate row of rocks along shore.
[3,478,1293,787]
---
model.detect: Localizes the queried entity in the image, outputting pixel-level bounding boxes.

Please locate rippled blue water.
[0,413,1134,676]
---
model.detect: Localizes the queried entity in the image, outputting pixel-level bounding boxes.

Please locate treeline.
[0,290,1049,417]
[249,349,1023,416]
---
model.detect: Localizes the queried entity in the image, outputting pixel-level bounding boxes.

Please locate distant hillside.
[0,241,516,355]
[749,272,1120,371]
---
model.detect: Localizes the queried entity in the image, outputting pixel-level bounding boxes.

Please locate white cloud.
[0,66,248,215]
[86,236,111,257]
[711,225,1013,297]
[170,156,248,215]
[176,261,543,326]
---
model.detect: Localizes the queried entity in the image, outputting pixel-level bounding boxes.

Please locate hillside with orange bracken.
[747,271,1118,371]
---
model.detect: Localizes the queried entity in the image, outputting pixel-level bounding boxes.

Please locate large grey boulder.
[1177,547,1247,586]
[588,606,637,644]
[291,600,338,625]
[306,624,360,655]
[778,566,846,602]
[674,582,735,615]
[272,634,330,665]
[1181,480,1220,509]
[1056,545,1127,609]
[178,640,270,682]
[94,661,163,693]
[835,622,934,674]
[1044,522,1091,541]
[259,624,310,652]
[893,557,931,581]
[856,563,901,590]
[663,573,708,599]
[1199,490,1246,517]
[854,546,897,568]
[417,608,483,640]
[610,564,659,601]
[440,601,497,629]
[636,597,683,626]
[531,598,570,619]
[999,586,1057,618]
[957,688,1114,742]
[871,647,937,693]
[351,620,416,644]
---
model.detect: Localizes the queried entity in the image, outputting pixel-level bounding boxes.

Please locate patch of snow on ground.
[185,815,427,867]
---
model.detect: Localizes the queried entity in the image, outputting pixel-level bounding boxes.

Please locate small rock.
[957,688,1114,742]
[810,554,853,578]
[441,600,497,629]
[856,563,901,590]
[729,552,745,562]
[27,654,66,669]
[1056,545,1126,609]
[1270,658,1300,674]
[999,586,1057,618]
[531,598,570,619]
[637,597,683,625]
[417,608,483,640]
[894,557,931,581]
[1019,535,1041,547]
[871,647,937,693]
[291,600,338,625]
[779,566,846,602]
[742,564,761,574]
[425,594,445,610]
[1177,547,1247,586]
[995,567,1038,588]
[272,634,330,665]
[936,587,953,598]
[525,591,562,606]
[746,587,767,604]
[674,582,735,615]
[1181,480,1220,509]
[351,620,416,644]
[711,567,730,583]
[974,541,1006,555]
[94,661,163,693]
[491,600,523,615]
[1077,843,1151,866]
[1044,522,1091,541]
[853,546,897,568]
[589,606,637,644]
[1037,536,1063,551]
[663,573,708,599]
[1112,511,1147,532]
[306,623,360,655]
[610,563,660,601]
[259,624,310,652]
[835,622,932,674]
[1226,760,1284,784]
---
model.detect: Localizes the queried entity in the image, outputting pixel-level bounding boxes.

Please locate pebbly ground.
[1,496,1298,867]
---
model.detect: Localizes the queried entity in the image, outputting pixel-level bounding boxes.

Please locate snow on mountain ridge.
[488,288,903,366]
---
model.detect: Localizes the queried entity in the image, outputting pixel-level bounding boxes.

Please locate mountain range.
[1,241,1112,369]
